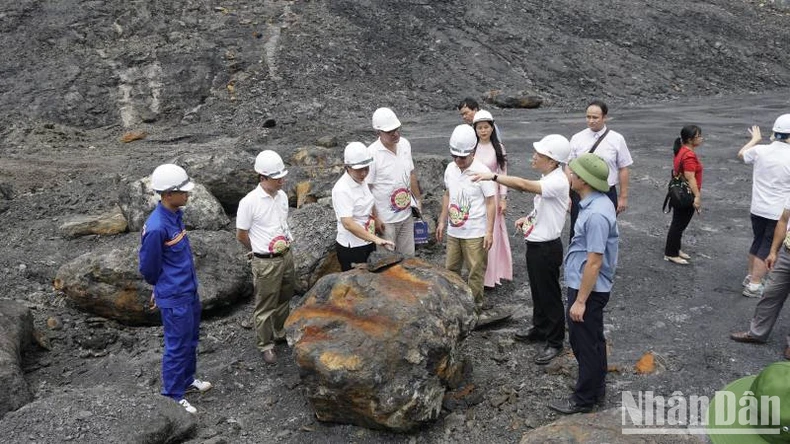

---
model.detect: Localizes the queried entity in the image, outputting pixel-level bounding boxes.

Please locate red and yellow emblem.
[389,187,411,213]
[268,235,290,254]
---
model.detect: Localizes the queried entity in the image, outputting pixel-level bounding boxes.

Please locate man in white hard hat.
[236,150,295,365]
[567,100,633,239]
[139,164,212,415]
[332,142,395,271]
[436,125,497,309]
[472,134,571,365]
[367,107,422,256]
[737,114,790,298]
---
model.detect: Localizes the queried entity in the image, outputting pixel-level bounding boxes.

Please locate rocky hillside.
[1,0,788,139]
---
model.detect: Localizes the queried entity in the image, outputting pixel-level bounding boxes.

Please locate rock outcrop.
[175,149,258,215]
[285,254,477,431]
[287,201,341,294]
[58,205,128,238]
[118,177,230,232]
[0,385,196,443]
[53,231,251,325]
[0,300,33,418]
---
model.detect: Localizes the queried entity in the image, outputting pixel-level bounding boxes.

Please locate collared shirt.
[366,137,415,224]
[569,126,633,186]
[564,192,619,292]
[236,185,292,254]
[525,167,569,242]
[444,159,497,239]
[139,203,199,308]
[332,172,375,248]
[743,141,790,220]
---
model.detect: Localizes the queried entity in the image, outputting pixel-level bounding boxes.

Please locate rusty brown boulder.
[285,256,477,432]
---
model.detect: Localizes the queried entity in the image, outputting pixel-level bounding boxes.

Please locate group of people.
[137,96,790,418]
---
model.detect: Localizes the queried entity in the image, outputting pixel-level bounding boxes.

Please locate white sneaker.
[187,379,213,393]
[178,399,197,414]
[742,283,764,298]
[742,274,752,287]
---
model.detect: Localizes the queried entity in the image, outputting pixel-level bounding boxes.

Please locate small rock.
[315,135,338,148]
[46,316,63,330]
[32,330,51,350]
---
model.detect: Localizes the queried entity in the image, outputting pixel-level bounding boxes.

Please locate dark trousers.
[664,206,695,256]
[567,288,609,407]
[526,238,565,348]
[570,186,617,241]
[160,296,201,400]
[336,242,376,271]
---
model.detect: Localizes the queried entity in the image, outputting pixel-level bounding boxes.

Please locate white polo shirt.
[569,126,633,186]
[524,167,570,242]
[366,138,415,224]
[444,159,496,239]
[332,172,375,248]
[236,185,292,254]
[743,141,790,220]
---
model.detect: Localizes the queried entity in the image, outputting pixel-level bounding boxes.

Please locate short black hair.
[587,99,609,116]
[457,97,479,111]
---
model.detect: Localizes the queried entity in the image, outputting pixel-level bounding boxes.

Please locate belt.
[526,238,562,247]
[253,249,289,259]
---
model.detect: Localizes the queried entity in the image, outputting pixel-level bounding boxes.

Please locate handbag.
[662,152,694,213]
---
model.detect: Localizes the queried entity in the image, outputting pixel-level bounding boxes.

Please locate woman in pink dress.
[473,110,513,288]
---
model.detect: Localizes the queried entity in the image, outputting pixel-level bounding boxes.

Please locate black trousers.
[664,206,695,257]
[570,186,618,241]
[567,287,609,407]
[336,242,376,271]
[525,238,565,348]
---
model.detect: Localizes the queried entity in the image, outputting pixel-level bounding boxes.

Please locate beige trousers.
[251,250,295,352]
[446,236,488,306]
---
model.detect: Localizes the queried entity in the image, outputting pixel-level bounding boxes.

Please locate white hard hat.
[773,114,790,134]
[472,110,494,124]
[449,124,478,157]
[151,164,195,193]
[372,107,402,132]
[344,142,373,169]
[254,150,288,178]
[533,134,571,163]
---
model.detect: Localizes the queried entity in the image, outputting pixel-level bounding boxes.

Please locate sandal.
[678,250,691,260]
[664,255,689,265]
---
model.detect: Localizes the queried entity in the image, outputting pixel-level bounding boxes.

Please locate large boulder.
[58,205,128,238]
[0,300,33,418]
[118,177,230,232]
[174,149,258,216]
[53,231,252,325]
[0,385,196,443]
[285,146,344,208]
[288,201,341,294]
[285,254,478,431]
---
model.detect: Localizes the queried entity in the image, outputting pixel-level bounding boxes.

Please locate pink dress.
[475,141,513,287]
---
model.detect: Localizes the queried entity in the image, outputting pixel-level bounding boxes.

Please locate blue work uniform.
[139,202,201,401]
[563,192,619,407]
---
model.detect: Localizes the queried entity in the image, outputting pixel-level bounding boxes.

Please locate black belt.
[253,249,288,259]
[526,238,562,247]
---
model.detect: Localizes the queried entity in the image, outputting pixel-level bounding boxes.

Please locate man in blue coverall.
[139,164,212,414]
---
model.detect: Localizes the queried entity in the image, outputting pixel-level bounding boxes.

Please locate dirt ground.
[2,0,790,442]
[1,92,788,443]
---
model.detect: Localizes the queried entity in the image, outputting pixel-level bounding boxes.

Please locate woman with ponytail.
[664,125,704,265]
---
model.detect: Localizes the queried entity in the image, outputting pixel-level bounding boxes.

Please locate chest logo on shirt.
[268,235,290,254]
[388,173,411,213]
[448,191,471,228]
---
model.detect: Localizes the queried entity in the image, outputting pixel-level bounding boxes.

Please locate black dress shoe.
[548,397,593,415]
[514,327,544,342]
[534,346,563,365]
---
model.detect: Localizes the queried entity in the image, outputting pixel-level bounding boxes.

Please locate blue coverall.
[139,203,201,401]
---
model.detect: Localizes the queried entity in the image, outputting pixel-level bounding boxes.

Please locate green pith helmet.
[569,153,609,192]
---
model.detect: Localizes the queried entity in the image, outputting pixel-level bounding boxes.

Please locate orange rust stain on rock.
[635,351,655,374]
[328,284,364,309]
[115,288,145,313]
[319,351,362,371]
[299,325,332,343]
[288,306,395,338]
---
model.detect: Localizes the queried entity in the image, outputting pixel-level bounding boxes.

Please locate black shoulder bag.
[662,151,694,213]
